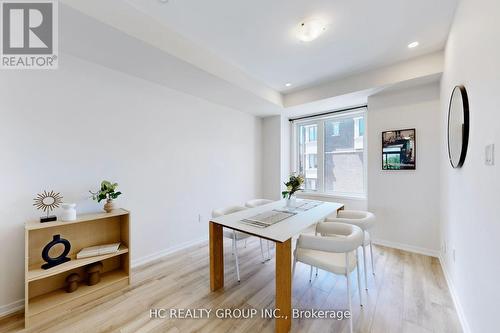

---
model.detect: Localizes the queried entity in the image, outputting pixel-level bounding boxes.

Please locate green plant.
[281,173,305,199]
[90,180,122,203]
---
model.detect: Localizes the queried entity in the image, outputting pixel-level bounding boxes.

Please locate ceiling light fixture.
[285,83,292,87]
[296,18,327,42]
[408,41,419,49]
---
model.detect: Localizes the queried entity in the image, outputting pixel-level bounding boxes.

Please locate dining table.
[209,199,344,333]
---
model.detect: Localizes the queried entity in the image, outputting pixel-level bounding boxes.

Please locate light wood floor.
[0,237,461,333]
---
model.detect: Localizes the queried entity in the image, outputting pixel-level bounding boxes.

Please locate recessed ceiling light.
[408,41,419,49]
[285,83,292,87]
[296,18,327,42]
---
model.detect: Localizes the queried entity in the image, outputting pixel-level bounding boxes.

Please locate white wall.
[367,83,441,255]
[0,54,263,313]
[440,0,500,331]
[261,116,282,199]
[280,115,291,192]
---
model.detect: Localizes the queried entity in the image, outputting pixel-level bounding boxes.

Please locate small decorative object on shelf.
[86,261,104,286]
[41,234,71,270]
[281,173,304,208]
[33,190,63,222]
[65,273,81,293]
[90,180,122,213]
[61,203,77,221]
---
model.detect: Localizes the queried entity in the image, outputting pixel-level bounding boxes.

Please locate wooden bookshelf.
[24,209,130,328]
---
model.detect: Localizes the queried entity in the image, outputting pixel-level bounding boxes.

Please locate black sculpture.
[41,234,71,269]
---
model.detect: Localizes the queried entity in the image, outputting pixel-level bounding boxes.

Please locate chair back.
[297,222,363,253]
[244,199,273,208]
[327,210,375,230]
[337,210,371,219]
[212,205,247,218]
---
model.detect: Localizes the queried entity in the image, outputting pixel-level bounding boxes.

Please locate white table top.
[209,199,344,242]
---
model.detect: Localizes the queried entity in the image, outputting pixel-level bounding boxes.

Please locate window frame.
[291,108,368,199]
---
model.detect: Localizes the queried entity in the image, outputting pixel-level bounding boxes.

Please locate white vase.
[61,203,77,221]
[286,196,296,209]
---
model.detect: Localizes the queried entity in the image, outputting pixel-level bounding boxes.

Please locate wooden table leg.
[209,222,224,291]
[275,238,292,333]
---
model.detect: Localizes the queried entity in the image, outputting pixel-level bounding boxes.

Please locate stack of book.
[76,242,121,259]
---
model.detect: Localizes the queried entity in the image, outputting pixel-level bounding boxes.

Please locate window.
[308,154,317,169]
[297,124,318,190]
[308,126,317,141]
[358,118,365,136]
[294,108,366,196]
[331,122,340,136]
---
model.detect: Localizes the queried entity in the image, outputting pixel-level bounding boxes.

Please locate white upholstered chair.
[244,199,273,208]
[293,222,364,333]
[325,210,376,290]
[211,205,268,282]
[244,198,274,260]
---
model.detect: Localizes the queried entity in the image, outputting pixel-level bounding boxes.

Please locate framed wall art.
[382,128,416,170]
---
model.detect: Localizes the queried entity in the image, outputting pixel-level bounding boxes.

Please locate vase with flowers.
[281,173,304,208]
[90,180,122,213]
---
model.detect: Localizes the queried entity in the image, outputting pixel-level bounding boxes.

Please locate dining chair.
[293,222,364,333]
[244,198,274,261]
[211,205,268,282]
[325,210,376,290]
[244,199,273,208]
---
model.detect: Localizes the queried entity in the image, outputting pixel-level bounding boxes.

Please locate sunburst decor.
[33,190,63,222]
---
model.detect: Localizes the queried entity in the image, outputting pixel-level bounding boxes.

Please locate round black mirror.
[447,85,469,168]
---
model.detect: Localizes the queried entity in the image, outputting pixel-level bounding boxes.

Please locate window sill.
[296,191,367,201]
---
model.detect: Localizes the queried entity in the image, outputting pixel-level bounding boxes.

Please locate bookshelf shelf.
[27,245,128,282]
[29,270,128,316]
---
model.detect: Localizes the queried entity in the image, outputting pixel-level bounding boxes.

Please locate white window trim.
[296,191,367,201]
[291,107,368,199]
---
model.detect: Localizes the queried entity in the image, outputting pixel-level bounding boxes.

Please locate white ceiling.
[125,0,457,92]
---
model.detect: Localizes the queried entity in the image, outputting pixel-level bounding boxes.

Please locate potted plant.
[90,180,122,213]
[281,173,304,208]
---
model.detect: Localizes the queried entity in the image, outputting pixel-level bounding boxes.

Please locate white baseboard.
[0,236,208,319]
[372,238,440,258]
[0,299,23,318]
[131,235,208,268]
[438,254,471,333]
